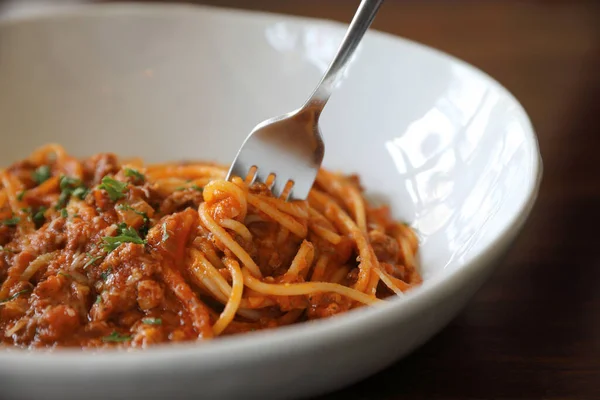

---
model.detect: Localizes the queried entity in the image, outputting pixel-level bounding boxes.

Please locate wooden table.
[106,1,599,398]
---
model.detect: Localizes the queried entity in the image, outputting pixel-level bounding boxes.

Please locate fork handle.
[303,0,384,114]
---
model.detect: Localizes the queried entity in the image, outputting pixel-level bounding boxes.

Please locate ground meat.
[160,189,204,215]
[90,243,159,322]
[368,230,400,264]
[64,217,98,253]
[307,293,351,319]
[137,280,163,310]
[36,304,81,342]
[248,221,301,277]
[133,326,165,347]
[31,275,88,320]
[346,268,359,287]
[381,262,407,281]
[27,218,68,255]
[248,182,273,197]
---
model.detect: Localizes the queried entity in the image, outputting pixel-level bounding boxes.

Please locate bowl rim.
[0,2,543,370]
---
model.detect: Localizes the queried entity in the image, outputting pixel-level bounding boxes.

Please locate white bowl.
[0,4,542,400]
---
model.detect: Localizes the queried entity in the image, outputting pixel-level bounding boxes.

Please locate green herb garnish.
[101,331,132,343]
[32,207,47,226]
[100,267,113,281]
[17,191,26,201]
[57,175,88,208]
[72,186,88,200]
[32,165,51,185]
[0,245,14,253]
[2,217,20,227]
[124,168,145,183]
[84,253,102,269]
[60,208,68,218]
[102,223,146,252]
[0,289,30,305]
[58,271,72,279]
[60,176,80,191]
[98,176,128,202]
[95,295,102,304]
[141,318,162,325]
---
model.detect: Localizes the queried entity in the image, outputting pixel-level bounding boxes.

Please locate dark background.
[8,0,600,398]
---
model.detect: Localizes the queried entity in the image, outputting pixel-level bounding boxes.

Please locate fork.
[226,0,384,200]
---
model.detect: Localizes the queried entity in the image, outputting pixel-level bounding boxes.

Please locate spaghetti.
[0,144,420,348]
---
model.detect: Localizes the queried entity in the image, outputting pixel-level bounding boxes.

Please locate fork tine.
[287,177,313,201]
[265,173,276,189]
[247,166,259,185]
[281,180,294,201]
[271,178,289,199]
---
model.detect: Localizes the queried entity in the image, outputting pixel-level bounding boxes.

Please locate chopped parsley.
[58,271,72,279]
[60,208,68,218]
[0,289,30,305]
[0,245,14,253]
[100,267,113,281]
[16,191,26,201]
[72,186,88,199]
[2,217,20,227]
[84,253,102,269]
[60,176,81,191]
[57,175,89,208]
[98,176,128,202]
[95,295,102,304]
[32,207,47,226]
[32,165,51,185]
[162,222,170,243]
[102,223,146,252]
[101,331,132,343]
[141,318,162,325]
[191,184,204,192]
[124,168,145,183]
